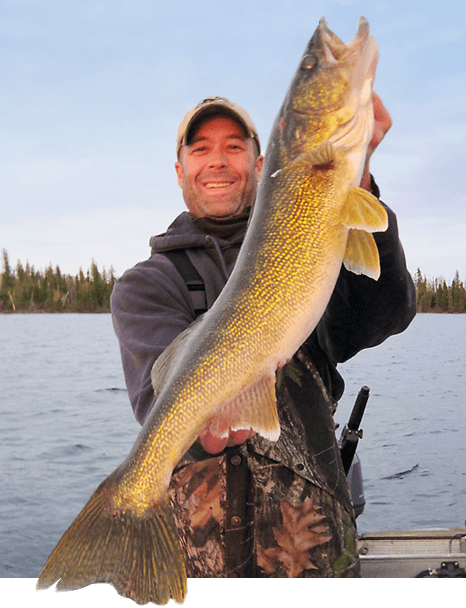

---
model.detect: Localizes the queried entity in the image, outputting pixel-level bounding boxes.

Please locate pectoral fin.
[339,186,388,280]
[306,141,335,166]
[207,374,280,442]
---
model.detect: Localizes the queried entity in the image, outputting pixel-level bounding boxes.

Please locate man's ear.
[175,160,183,188]
[255,154,264,182]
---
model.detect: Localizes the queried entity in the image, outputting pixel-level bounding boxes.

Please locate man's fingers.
[199,427,255,454]
[369,92,392,152]
[199,429,229,454]
[226,428,255,446]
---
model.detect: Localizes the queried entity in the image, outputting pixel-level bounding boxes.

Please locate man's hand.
[360,92,392,192]
[199,427,256,454]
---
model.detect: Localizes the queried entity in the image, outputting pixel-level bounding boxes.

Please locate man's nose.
[208,149,227,168]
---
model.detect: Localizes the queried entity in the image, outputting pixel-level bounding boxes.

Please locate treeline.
[1,249,465,314]
[0,249,116,313]
[414,269,466,313]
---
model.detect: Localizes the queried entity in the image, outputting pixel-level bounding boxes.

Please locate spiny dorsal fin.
[151,315,205,400]
[206,374,280,442]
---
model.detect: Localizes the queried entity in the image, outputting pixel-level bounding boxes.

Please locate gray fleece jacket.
[111,188,416,426]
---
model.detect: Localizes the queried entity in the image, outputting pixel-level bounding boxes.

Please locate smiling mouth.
[204,182,232,189]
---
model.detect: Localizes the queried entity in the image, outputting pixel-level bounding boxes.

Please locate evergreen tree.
[89,259,105,309]
[1,249,16,309]
[8,258,465,315]
[0,254,118,312]
[437,281,449,311]
[412,269,466,313]
[451,271,466,312]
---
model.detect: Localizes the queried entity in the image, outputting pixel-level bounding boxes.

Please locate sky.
[1,0,465,283]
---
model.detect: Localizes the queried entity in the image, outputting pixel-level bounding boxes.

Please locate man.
[111,96,416,577]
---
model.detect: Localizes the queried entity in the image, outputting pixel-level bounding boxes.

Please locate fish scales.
[37,17,388,604]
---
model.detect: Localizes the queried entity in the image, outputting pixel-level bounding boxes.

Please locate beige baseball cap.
[176,96,260,158]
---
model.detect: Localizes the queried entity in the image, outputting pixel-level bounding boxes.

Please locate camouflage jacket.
[169,348,359,577]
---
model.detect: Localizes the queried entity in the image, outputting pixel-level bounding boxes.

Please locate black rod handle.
[348,385,370,431]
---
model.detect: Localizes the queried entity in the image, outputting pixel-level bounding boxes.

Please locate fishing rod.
[340,385,370,475]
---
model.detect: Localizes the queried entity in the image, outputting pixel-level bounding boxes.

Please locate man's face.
[175,115,263,219]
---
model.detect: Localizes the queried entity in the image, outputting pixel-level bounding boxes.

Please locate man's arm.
[319,91,416,361]
[111,257,255,452]
[359,92,393,193]
[110,255,195,425]
[315,199,416,365]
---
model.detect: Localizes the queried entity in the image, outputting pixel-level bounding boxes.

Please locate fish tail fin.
[37,482,186,605]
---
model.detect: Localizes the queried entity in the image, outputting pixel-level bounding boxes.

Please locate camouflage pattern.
[168,347,360,578]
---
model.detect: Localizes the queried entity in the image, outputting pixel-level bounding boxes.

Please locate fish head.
[270,17,378,184]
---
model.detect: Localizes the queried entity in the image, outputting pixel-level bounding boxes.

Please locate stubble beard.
[183,174,258,219]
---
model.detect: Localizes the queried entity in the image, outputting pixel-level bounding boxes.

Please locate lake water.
[1,313,465,580]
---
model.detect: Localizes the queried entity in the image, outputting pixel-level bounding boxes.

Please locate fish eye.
[300,54,315,71]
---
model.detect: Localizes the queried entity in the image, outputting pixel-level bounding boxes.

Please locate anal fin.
[206,374,280,442]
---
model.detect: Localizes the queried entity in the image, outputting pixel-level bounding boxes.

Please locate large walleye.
[37,17,387,605]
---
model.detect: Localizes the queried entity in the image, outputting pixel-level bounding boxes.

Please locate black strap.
[225,446,254,576]
[162,250,207,317]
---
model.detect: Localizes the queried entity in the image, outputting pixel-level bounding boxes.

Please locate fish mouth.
[320,17,378,104]
[319,17,377,72]
[324,18,378,152]
[287,17,378,158]
[292,17,378,113]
